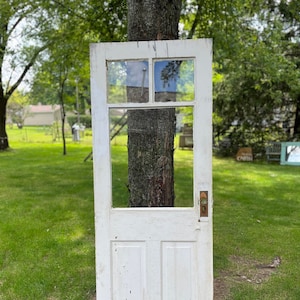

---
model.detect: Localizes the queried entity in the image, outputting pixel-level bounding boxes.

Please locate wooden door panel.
[112,241,146,299]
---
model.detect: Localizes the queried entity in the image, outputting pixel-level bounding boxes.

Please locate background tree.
[0,0,54,150]
[31,20,91,154]
[28,0,128,155]
[212,0,300,154]
[277,0,300,138]
[1,0,127,151]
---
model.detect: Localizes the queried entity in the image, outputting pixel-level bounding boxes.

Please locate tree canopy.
[213,0,300,154]
[0,0,299,153]
[0,0,127,149]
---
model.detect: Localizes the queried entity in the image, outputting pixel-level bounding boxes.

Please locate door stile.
[193,39,213,299]
[90,44,114,299]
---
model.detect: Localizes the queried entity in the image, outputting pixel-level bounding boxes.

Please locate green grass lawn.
[213,158,300,299]
[1,126,300,299]
[1,128,95,300]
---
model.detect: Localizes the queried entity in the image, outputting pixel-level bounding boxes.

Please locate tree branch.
[6,43,49,98]
[7,16,23,38]
[50,0,86,21]
[187,0,204,39]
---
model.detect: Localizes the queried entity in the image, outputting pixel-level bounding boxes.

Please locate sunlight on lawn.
[1,127,300,299]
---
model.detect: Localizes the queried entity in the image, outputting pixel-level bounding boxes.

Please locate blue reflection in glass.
[154,60,194,102]
[126,61,149,88]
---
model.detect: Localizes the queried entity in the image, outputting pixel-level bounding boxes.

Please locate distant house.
[24,104,61,126]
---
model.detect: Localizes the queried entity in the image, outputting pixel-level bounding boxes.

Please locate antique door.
[90,39,213,299]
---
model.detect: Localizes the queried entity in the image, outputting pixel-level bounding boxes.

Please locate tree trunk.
[127,0,181,207]
[293,95,300,139]
[58,75,68,155]
[60,103,67,155]
[0,89,9,150]
[127,0,181,41]
[127,109,176,207]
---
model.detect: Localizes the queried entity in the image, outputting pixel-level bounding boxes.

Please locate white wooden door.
[90,39,213,300]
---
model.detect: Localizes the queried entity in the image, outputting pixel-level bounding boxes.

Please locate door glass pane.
[154,60,194,102]
[286,145,300,162]
[281,143,300,165]
[110,107,193,208]
[107,60,149,103]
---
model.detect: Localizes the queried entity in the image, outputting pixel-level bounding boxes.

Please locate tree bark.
[293,95,300,139]
[127,109,176,207]
[127,0,181,206]
[60,98,67,156]
[0,86,9,150]
[127,0,181,41]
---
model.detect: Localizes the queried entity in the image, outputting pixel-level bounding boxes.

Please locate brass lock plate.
[200,191,208,217]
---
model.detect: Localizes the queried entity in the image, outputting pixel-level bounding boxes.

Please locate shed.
[24,104,61,126]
